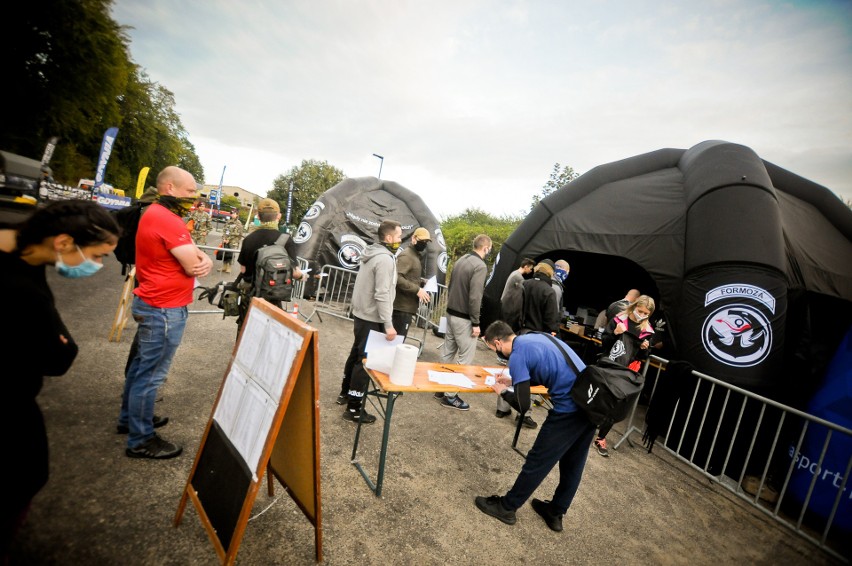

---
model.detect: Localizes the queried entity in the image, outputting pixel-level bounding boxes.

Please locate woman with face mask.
[0,199,119,557]
[592,294,656,457]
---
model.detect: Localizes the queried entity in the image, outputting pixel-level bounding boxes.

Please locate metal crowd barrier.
[615,355,851,562]
[303,264,358,323]
[405,282,448,355]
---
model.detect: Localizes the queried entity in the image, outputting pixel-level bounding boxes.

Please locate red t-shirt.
[133,203,196,308]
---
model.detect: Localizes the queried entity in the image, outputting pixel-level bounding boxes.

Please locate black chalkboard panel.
[191,420,252,549]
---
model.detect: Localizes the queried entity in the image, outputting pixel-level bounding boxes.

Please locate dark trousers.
[392,309,414,338]
[503,410,596,515]
[340,316,385,407]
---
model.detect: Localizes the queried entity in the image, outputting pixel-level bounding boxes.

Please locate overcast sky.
[110,1,852,218]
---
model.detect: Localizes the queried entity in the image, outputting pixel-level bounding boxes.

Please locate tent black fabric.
[290,176,446,298]
[482,140,852,398]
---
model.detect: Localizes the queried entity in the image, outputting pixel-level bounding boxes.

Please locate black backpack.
[253,233,295,303]
[112,201,148,275]
[542,334,644,426]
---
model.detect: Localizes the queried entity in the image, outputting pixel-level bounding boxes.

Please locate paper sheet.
[423,276,438,293]
[427,370,476,389]
[365,329,403,354]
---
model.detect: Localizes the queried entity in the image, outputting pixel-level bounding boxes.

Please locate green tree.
[266,159,345,228]
[440,208,524,279]
[530,163,580,211]
[3,0,203,193]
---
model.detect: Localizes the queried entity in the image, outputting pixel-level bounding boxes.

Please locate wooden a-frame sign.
[174,298,322,564]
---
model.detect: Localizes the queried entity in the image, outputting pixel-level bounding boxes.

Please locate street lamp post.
[372,153,384,179]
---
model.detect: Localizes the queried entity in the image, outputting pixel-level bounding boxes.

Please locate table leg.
[351,386,400,497]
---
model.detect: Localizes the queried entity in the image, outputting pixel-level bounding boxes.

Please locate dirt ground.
[7,246,840,565]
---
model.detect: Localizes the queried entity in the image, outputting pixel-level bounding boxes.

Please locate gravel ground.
[7,241,840,565]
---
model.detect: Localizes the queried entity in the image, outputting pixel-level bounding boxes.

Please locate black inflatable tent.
[482,140,852,399]
[290,176,447,298]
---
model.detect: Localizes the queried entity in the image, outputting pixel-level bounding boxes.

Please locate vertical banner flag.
[135,166,150,199]
[93,127,119,189]
[41,136,59,165]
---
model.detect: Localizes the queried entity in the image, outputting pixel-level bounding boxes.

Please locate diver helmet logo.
[701,304,772,367]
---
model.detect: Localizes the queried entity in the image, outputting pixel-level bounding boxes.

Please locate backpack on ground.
[112,201,147,275]
[253,233,295,303]
[541,333,644,426]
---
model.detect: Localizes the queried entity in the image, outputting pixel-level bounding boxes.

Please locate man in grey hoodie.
[337,220,402,423]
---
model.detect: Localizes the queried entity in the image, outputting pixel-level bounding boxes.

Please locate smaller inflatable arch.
[290,176,447,298]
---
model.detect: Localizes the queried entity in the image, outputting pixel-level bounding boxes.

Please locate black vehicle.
[0,150,43,223]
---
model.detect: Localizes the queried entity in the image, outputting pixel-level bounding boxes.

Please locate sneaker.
[125,434,183,459]
[594,438,609,457]
[475,495,516,525]
[439,395,470,411]
[531,498,564,532]
[433,392,444,400]
[116,415,169,435]
[342,409,377,424]
[335,393,347,405]
[516,414,537,429]
[741,475,779,504]
[495,409,511,418]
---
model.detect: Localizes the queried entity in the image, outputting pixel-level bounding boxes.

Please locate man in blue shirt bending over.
[475,320,595,532]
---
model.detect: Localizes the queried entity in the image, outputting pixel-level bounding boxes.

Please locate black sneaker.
[116,415,169,435]
[516,414,537,429]
[495,409,511,418]
[439,395,470,410]
[335,394,347,405]
[125,434,183,459]
[474,495,516,525]
[531,498,564,532]
[433,392,444,400]
[342,409,377,424]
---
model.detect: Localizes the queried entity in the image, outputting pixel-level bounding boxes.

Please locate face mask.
[633,312,649,321]
[414,241,428,252]
[555,268,569,283]
[496,348,510,362]
[384,241,400,252]
[56,246,103,278]
[158,195,196,217]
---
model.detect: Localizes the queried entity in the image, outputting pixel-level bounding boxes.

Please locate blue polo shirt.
[508,333,584,414]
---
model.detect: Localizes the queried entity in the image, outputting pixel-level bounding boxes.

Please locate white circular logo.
[304,202,324,219]
[702,303,772,367]
[293,222,312,244]
[337,243,363,269]
[438,252,448,274]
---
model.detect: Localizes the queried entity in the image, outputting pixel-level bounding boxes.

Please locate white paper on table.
[427,371,476,389]
[365,329,404,355]
[483,367,511,379]
[363,345,395,374]
[484,375,496,386]
[423,276,438,293]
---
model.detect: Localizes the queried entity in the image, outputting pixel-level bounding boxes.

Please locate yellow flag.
[135,166,150,199]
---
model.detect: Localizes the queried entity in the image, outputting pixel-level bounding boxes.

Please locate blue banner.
[93,127,119,189]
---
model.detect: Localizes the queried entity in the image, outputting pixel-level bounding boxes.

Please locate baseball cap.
[258,198,280,213]
[413,227,431,241]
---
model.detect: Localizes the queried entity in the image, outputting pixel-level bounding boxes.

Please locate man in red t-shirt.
[118,166,212,460]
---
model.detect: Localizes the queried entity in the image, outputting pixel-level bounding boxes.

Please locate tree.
[440,208,524,279]
[266,159,345,228]
[3,0,204,192]
[530,163,580,211]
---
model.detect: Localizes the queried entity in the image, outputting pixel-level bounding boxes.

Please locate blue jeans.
[502,410,596,514]
[119,296,188,448]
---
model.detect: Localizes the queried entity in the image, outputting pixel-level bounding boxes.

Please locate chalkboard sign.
[174,298,322,564]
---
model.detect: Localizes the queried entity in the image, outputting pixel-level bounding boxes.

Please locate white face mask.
[633,312,649,321]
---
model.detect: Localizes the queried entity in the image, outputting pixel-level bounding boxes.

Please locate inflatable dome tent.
[481,139,852,537]
[290,176,447,298]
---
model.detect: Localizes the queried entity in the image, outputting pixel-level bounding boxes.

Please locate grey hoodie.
[351,243,398,331]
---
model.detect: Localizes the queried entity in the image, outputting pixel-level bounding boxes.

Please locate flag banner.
[93,127,119,189]
[135,166,150,199]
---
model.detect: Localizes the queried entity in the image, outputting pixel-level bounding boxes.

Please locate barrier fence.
[616,355,851,562]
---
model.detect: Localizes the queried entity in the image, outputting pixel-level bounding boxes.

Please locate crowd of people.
[2,170,669,556]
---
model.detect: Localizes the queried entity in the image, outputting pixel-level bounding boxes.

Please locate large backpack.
[112,201,148,275]
[541,333,644,426]
[253,233,295,303]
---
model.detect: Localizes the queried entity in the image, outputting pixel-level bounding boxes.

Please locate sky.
[110,0,852,219]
